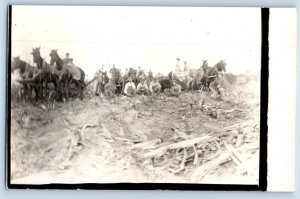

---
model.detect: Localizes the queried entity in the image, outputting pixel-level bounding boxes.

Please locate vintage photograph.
[9,6,261,186]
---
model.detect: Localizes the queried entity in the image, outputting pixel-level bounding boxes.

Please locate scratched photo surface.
[9,6,261,185]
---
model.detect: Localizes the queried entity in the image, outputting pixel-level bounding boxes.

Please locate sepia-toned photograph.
[8,6,261,186]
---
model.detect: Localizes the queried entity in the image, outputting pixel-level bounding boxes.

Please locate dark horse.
[31,47,58,100]
[11,56,40,101]
[202,60,227,91]
[49,50,85,101]
[159,71,173,92]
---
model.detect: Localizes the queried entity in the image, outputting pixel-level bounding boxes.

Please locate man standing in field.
[148,69,153,82]
[110,64,117,81]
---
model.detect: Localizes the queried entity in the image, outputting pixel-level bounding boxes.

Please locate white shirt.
[137,82,149,91]
[124,82,136,95]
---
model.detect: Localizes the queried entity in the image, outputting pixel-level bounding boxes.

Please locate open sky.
[11,6,261,79]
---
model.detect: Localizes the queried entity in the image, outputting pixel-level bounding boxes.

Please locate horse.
[11,56,40,101]
[49,49,85,101]
[190,60,207,91]
[95,71,109,96]
[159,71,173,92]
[31,47,58,100]
[202,60,227,91]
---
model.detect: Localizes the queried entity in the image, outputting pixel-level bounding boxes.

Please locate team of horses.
[12,47,87,102]
[11,47,227,102]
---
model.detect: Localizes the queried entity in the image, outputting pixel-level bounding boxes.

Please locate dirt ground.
[10,79,260,185]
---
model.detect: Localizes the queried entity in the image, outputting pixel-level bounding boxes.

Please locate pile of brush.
[130,121,259,182]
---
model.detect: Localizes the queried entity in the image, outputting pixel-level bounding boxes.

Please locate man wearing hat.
[148,69,153,82]
[175,57,182,72]
[183,61,188,71]
[137,78,150,95]
[124,77,136,97]
[110,64,117,82]
[63,53,71,64]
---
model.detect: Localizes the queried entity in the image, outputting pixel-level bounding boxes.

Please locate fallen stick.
[235,134,245,148]
[131,138,162,149]
[114,136,132,143]
[225,144,244,165]
[167,148,187,174]
[141,134,211,159]
[190,152,231,182]
[192,145,198,165]
[168,135,211,150]
[203,121,258,133]
[171,128,191,139]
[141,145,169,159]
[179,148,188,171]
[80,124,97,132]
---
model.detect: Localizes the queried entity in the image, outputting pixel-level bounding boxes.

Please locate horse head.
[11,57,19,72]
[49,49,59,65]
[168,71,174,81]
[13,56,20,62]
[202,60,208,67]
[216,60,227,74]
[31,47,43,68]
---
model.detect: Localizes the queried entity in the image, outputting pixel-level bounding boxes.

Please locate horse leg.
[33,85,39,102]
[65,80,71,101]
[95,81,99,96]
[52,79,58,101]
[59,81,64,102]
[100,83,105,96]
[45,78,50,101]
[22,85,27,101]
[80,82,84,100]
[77,81,84,100]
[207,82,211,92]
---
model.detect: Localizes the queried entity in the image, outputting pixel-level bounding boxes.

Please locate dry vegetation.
[10,76,260,184]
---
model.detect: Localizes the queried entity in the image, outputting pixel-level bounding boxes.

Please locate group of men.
[123,76,162,97]
[94,58,190,98]
[122,74,183,98]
